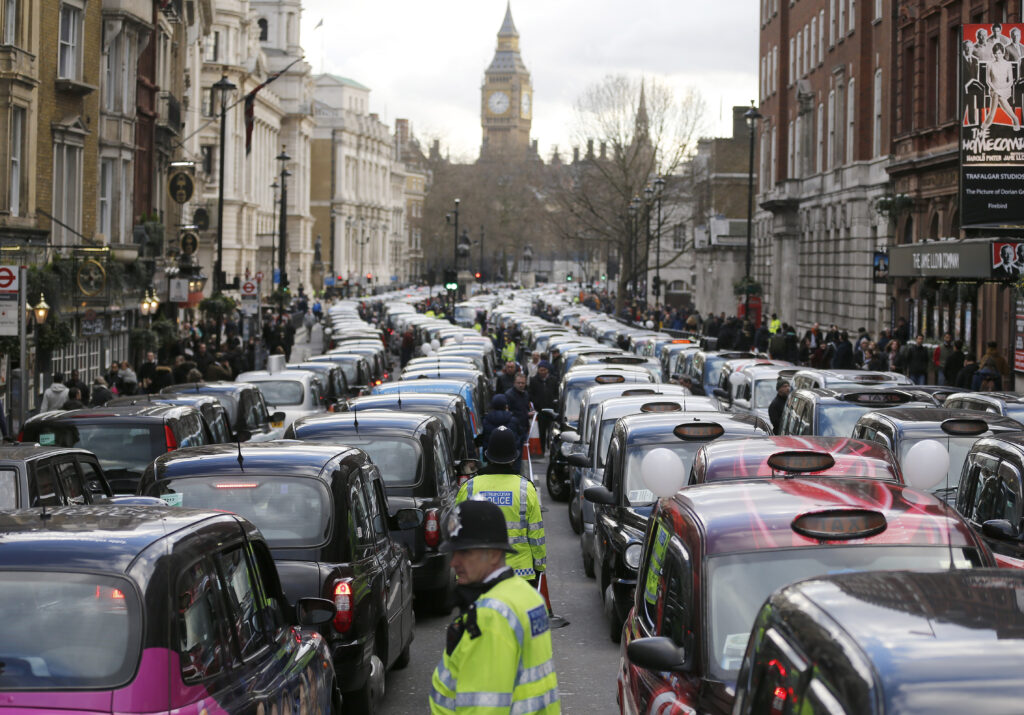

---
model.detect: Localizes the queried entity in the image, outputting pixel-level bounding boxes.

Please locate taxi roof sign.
[841,391,911,405]
[595,374,626,384]
[640,401,683,413]
[940,418,989,436]
[767,450,837,473]
[791,509,887,541]
[673,422,725,441]
[622,388,657,396]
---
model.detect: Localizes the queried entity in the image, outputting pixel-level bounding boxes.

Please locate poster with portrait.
[992,241,1024,279]
[960,22,1024,228]
[872,251,889,283]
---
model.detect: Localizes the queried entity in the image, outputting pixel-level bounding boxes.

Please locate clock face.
[521,92,531,117]
[488,91,510,115]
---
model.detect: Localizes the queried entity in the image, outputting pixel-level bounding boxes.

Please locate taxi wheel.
[546,463,569,502]
[582,547,595,578]
[345,646,385,715]
[605,585,623,643]
[568,494,582,534]
[393,642,412,670]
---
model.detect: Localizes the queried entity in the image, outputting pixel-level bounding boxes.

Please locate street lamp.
[212,73,236,294]
[32,294,50,325]
[743,102,763,322]
[270,179,279,286]
[276,147,291,293]
[643,184,654,312]
[445,198,460,269]
[653,176,666,315]
[629,195,641,304]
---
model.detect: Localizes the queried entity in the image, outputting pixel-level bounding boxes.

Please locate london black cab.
[21,404,213,493]
[956,433,1024,568]
[944,390,1024,422]
[108,393,233,443]
[286,411,476,605]
[852,407,1023,503]
[0,505,340,714]
[346,392,477,461]
[777,386,926,437]
[685,350,757,396]
[160,381,287,441]
[618,453,994,714]
[585,412,771,641]
[138,441,420,712]
[0,444,116,507]
[733,569,1024,715]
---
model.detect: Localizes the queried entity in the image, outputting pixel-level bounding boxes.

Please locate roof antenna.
[353,409,359,434]
[397,388,402,409]
[236,435,245,471]
[39,501,51,522]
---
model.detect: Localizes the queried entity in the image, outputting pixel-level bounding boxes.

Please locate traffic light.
[474,271,482,281]
[443,268,458,292]
[652,275,661,296]
[566,273,573,282]
[366,272,372,281]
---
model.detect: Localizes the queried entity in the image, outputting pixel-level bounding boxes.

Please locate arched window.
[928,213,939,239]
[902,216,914,245]
[257,18,268,41]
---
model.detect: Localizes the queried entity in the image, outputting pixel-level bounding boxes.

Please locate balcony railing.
[157,91,182,135]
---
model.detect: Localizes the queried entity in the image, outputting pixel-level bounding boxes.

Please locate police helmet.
[485,425,519,464]
[439,500,515,553]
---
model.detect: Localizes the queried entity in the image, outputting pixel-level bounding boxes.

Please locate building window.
[794,114,803,177]
[827,90,836,168]
[771,46,778,92]
[902,45,915,133]
[257,18,268,41]
[200,145,214,175]
[846,78,856,164]
[201,87,213,117]
[9,106,22,216]
[788,37,795,85]
[848,0,855,33]
[760,56,767,100]
[810,17,817,69]
[672,224,685,250]
[787,120,794,177]
[874,0,882,20]
[816,102,824,172]
[838,0,846,37]
[120,158,131,241]
[873,68,883,157]
[98,158,113,237]
[803,25,810,74]
[946,25,959,121]
[121,34,135,113]
[926,34,939,126]
[58,2,83,80]
[53,139,83,245]
[818,10,825,61]
[796,33,802,79]
[203,30,219,62]
[3,0,17,45]
[103,34,116,111]
[829,0,836,46]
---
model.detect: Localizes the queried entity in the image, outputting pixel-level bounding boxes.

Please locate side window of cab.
[743,627,808,714]
[603,439,621,493]
[432,431,455,493]
[176,557,232,683]
[638,518,672,633]
[659,538,694,658]
[960,452,1004,524]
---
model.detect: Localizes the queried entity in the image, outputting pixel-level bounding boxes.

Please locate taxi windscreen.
[705,545,983,681]
[253,380,305,406]
[623,443,704,506]
[331,437,421,485]
[24,423,164,482]
[753,379,777,406]
[816,403,881,437]
[0,467,16,508]
[898,436,982,498]
[155,476,331,547]
[0,571,141,689]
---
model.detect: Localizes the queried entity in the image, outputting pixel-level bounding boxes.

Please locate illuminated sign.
[842,392,910,404]
[940,418,989,437]
[791,510,887,541]
[767,451,836,474]
[595,374,626,384]
[640,402,683,413]
[673,422,725,441]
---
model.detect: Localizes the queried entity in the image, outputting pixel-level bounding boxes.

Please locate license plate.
[271,421,284,428]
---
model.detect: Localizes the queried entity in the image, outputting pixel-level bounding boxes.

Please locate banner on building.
[960,22,1024,228]
[992,241,1024,279]
[872,251,889,283]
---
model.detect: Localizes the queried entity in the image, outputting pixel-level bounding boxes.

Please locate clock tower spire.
[480,2,533,159]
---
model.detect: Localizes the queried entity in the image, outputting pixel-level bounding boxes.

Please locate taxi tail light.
[332,579,354,633]
[164,425,178,451]
[424,508,441,548]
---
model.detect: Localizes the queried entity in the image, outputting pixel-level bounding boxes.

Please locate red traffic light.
[365,273,372,279]
[474,272,481,279]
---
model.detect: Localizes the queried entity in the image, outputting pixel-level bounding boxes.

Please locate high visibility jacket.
[502,341,517,363]
[769,318,781,334]
[430,574,560,715]
[457,474,545,579]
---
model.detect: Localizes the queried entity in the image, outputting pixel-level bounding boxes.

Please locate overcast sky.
[298,1,759,161]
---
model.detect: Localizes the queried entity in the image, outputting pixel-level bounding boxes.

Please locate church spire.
[499,1,518,37]
[635,79,650,142]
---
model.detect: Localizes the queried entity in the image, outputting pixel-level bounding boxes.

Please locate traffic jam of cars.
[7,286,1024,714]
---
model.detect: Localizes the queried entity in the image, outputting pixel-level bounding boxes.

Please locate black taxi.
[734,569,1024,715]
[286,411,471,606]
[777,386,927,437]
[852,407,1023,504]
[618,462,994,714]
[956,433,1024,569]
[160,382,286,442]
[944,390,1024,423]
[346,392,477,462]
[138,441,419,712]
[0,505,339,714]
[585,412,770,641]
[0,444,115,507]
[108,393,233,444]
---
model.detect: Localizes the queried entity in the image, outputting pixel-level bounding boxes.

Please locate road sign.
[324,276,336,287]
[241,280,257,295]
[255,271,264,282]
[0,265,19,336]
[240,279,259,316]
[273,268,280,284]
[169,278,189,303]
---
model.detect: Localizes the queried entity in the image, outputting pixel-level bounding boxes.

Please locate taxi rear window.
[154,476,332,548]
[253,380,305,406]
[0,571,141,690]
[0,467,16,508]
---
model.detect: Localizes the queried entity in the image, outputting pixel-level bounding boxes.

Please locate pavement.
[381,454,622,713]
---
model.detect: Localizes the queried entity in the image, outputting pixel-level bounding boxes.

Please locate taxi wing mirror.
[982,519,1020,541]
[559,430,580,443]
[541,408,558,420]
[584,485,616,505]
[295,597,336,627]
[270,411,286,424]
[235,429,252,442]
[391,507,425,530]
[712,387,731,404]
[568,453,591,469]
[627,636,686,672]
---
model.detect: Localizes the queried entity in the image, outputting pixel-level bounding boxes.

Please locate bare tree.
[548,75,706,315]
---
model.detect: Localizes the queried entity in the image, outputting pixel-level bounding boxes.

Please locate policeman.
[456,426,545,584]
[430,500,560,714]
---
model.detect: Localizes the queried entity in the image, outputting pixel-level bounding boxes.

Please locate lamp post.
[643,184,654,313]
[276,147,291,294]
[329,208,338,290]
[212,73,236,294]
[446,198,460,269]
[653,176,665,314]
[743,102,762,321]
[270,179,279,286]
[629,195,641,306]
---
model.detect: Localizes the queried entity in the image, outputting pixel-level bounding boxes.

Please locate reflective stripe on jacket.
[457,473,546,579]
[430,575,560,715]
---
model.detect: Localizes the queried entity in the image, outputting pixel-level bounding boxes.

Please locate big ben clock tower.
[480,2,532,159]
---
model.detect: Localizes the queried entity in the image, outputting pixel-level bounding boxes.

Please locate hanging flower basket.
[733,277,763,297]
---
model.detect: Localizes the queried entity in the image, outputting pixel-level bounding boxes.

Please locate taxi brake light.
[673,422,725,440]
[767,451,836,474]
[215,482,259,489]
[424,508,441,548]
[791,509,887,540]
[164,425,178,451]
[940,418,988,436]
[595,374,626,384]
[640,402,682,413]
[333,579,354,633]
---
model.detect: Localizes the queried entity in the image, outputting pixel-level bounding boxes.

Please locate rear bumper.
[412,550,451,591]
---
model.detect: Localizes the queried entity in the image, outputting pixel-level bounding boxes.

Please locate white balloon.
[430,338,441,351]
[728,372,745,388]
[640,448,687,499]
[902,439,950,492]
[421,343,434,356]
[645,320,654,329]
[455,333,466,344]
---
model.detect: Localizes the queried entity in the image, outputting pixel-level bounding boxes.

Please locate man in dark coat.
[768,378,791,435]
[89,377,114,406]
[480,394,524,474]
[528,362,558,455]
[504,372,532,437]
[495,361,518,394]
[830,332,855,369]
[906,334,930,385]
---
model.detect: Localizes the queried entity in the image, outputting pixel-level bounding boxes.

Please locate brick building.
[755,0,893,332]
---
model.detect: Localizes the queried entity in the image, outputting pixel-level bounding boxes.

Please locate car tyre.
[568,493,582,534]
[546,462,569,502]
[344,645,385,715]
[393,642,412,670]
[582,540,595,578]
[605,584,622,643]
